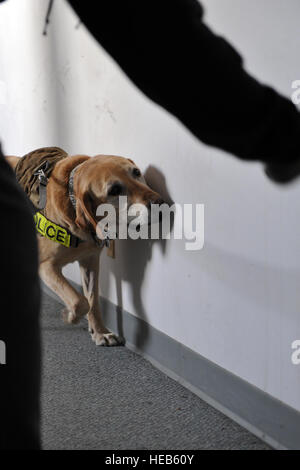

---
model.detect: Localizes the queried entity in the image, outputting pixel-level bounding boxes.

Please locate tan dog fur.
[6,153,162,346]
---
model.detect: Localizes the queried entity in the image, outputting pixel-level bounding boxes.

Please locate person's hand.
[265,159,300,184]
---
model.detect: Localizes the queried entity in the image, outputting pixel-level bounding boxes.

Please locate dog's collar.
[68,164,80,212]
[68,164,110,248]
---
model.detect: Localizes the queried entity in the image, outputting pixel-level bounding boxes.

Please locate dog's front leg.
[79,253,121,346]
[40,261,89,324]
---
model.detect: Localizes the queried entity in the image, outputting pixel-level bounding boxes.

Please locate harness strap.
[33,161,49,210]
[34,212,81,248]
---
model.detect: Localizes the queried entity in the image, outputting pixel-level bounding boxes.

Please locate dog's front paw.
[91,330,123,347]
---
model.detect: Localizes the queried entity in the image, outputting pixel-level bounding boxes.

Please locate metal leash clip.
[34,161,49,209]
[34,160,49,185]
[34,168,48,186]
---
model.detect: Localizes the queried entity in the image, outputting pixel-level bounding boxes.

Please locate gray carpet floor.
[41,293,270,450]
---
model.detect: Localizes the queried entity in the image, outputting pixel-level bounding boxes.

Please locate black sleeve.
[68,0,300,164]
[0,148,41,450]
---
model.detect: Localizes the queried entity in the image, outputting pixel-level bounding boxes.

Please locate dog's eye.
[108,182,123,197]
[132,168,141,178]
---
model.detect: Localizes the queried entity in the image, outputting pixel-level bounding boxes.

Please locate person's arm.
[68,0,300,169]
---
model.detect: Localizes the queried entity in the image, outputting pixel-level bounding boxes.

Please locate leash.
[43,0,54,36]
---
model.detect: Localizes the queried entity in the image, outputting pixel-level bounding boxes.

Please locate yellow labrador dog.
[6,152,163,346]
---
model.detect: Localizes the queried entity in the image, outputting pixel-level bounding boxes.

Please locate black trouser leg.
[0,149,41,450]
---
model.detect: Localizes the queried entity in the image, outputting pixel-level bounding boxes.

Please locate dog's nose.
[147,197,165,209]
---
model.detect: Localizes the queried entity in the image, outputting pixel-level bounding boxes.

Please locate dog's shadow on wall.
[100,165,174,350]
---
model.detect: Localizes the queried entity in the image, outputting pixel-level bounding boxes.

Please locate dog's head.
[73,155,164,238]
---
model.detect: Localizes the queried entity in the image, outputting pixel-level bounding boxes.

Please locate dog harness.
[15,147,109,249]
[15,147,68,211]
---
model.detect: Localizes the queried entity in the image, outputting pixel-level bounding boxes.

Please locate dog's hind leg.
[79,253,121,346]
[40,260,89,324]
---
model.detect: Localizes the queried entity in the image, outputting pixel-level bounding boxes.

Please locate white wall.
[1,0,300,412]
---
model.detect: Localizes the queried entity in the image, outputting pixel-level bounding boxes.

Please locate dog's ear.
[75,191,97,233]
